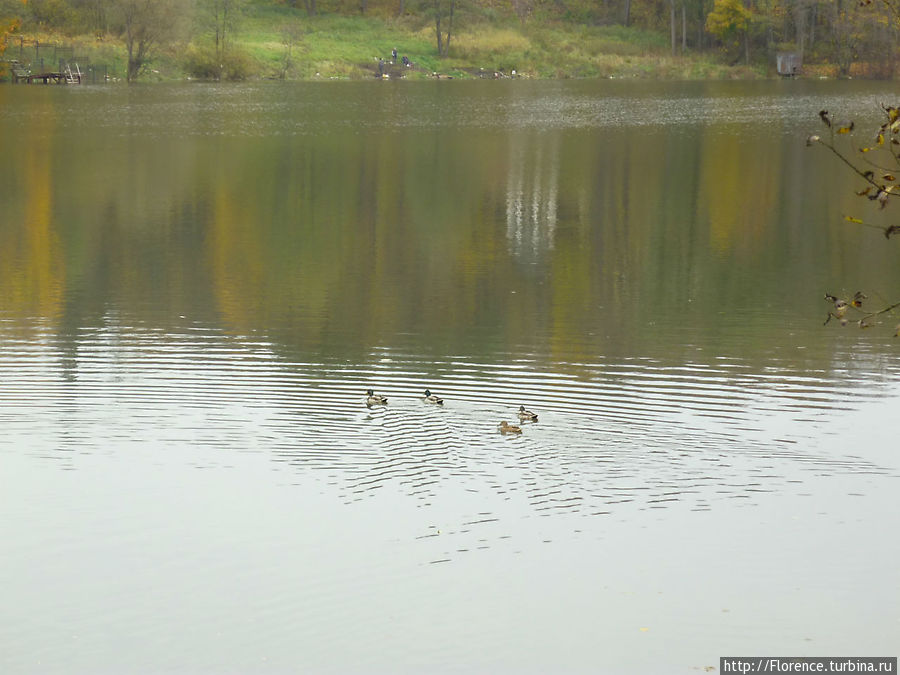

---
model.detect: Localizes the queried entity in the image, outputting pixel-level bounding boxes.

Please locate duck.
[517,405,538,422]
[498,421,522,434]
[423,389,444,405]
[365,389,388,406]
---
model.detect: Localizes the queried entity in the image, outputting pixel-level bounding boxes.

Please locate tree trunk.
[809,4,816,47]
[670,0,676,55]
[213,3,220,61]
[744,27,750,65]
[446,0,455,54]
[623,0,631,26]
[681,1,686,53]
[126,42,136,82]
[434,0,455,57]
[124,4,139,82]
[435,10,443,56]
[795,5,806,60]
[222,2,229,56]
[125,27,148,82]
[697,7,703,49]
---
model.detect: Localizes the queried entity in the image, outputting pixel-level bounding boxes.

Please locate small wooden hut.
[776,52,802,77]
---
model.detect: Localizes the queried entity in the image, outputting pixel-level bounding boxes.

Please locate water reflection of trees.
[505,133,559,260]
[0,107,64,333]
[3,86,900,371]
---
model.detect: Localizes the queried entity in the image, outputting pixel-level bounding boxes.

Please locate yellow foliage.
[1,19,21,55]
[705,0,751,42]
[0,0,25,55]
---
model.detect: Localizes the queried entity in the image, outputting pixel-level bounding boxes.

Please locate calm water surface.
[1,80,898,674]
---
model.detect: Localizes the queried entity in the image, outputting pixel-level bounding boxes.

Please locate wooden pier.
[22,72,75,84]
[7,55,84,84]
[4,40,109,84]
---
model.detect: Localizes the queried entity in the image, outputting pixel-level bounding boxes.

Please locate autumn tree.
[114,0,182,82]
[809,0,900,333]
[827,0,898,77]
[0,0,25,66]
[26,0,75,29]
[198,0,247,62]
[788,0,822,59]
[279,19,302,79]
[705,0,751,63]
[183,0,250,80]
[1,18,20,61]
[424,0,458,57]
[826,0,866,76]
[69,0,112,36]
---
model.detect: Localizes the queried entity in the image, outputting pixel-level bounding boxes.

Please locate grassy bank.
[236,5,766,80]
[4,2,769,82]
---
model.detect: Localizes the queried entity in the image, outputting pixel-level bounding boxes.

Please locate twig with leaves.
[823,291,900,335]
[809,107,900,335]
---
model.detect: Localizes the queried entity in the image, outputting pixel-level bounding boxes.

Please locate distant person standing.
[391,48,398,62]
[378,58,385,76]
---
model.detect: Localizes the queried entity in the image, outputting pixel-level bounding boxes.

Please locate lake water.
[1,79,898,674]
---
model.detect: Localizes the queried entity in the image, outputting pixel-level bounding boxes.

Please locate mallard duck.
[366,389,388,406]
[423,389,444,405]
[499,421,522,434]
[517,405,538,422]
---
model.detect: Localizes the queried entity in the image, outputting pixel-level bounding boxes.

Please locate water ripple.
[2,322,897,535]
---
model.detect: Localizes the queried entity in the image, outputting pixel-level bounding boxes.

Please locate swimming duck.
[517,405,538,422]
[499,421,522,434]
[423,389,444,405]
[366,389,388,406]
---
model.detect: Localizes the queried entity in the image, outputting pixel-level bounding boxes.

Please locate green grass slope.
[4,0,768,82]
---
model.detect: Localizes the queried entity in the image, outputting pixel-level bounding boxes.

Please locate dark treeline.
[2,0,899,79]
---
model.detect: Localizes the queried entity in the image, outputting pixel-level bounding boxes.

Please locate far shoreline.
[2,22,894,86]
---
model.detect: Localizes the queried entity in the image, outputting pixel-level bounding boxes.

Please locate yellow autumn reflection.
[208,181,266,333]
[0,101,64,322]
[698,126,781,256]
[2,82,897,365]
